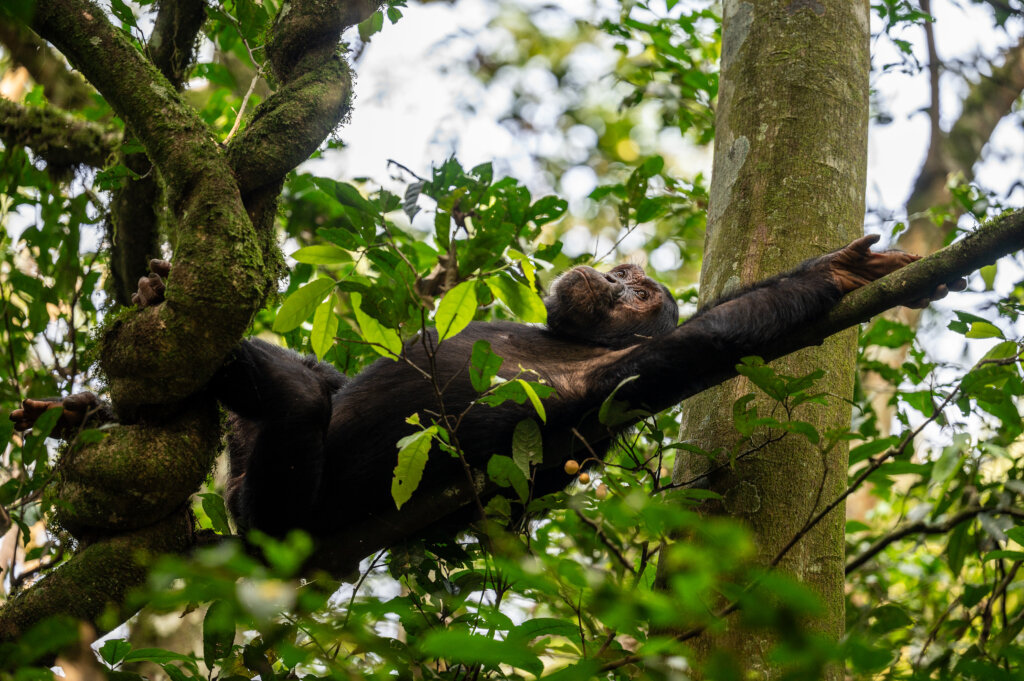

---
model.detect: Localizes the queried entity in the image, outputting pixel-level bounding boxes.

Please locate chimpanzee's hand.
[132,259,171,307]
[828,234,967,307]
[9,392,110,437]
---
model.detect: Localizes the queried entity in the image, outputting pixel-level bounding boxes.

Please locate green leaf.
[22,407,63,465]
[518,380,548,423]
[310,299,338,360]
[506,617,580,645]
[598,375,647,427]
[870,604,913,634]
[199,493,232,536]
[469,340,503,392]
[352,292,402,359]
[203,600,235,663]
[124,648,199,667]
[946,522,968,575]
[512,419,543,477]
[528,196,568,226]
[485,275,547,323]
[291,244,350,264]
[99,639,132,666]
[480,380,556,419]
[392,428,435,509]
[487,455,529,502]
[436,280,478,341]
[983,550,1024,561]
[273,277,335,333]
[931,441,964,486]
[965,321,1004,339]
[736,357,786,401]
[419,629,542,676]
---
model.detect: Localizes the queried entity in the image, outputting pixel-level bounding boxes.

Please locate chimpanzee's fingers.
[948,277,968,292]
[848,234,881,253]
[150,259,171,278]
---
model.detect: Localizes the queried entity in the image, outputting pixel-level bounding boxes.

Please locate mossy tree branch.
[0,0,374,640]
[0,98,119,169]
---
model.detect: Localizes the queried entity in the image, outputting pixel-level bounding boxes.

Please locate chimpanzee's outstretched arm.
[597,236,956,413]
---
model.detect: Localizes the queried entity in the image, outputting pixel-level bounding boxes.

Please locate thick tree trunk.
[667,1,870,676]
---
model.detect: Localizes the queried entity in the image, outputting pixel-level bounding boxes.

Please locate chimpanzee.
[10,235,960,555]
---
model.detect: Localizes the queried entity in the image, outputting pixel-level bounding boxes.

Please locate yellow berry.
[595,483,608,499]
[578,472,590,484]
[564,460,580,475]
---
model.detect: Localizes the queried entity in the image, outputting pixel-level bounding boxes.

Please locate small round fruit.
[564,460,580,475]
[595,483,608,499]
[578,472,590,484]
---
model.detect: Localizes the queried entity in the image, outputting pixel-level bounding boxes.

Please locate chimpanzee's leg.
[212,339,346,536]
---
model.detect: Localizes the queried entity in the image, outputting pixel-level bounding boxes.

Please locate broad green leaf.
[507,248,538,291]
[480,380,556,414]
[487,455,529,502]
[528,196,567,226]
[203,600,235,663]
[199,493,232,536]
[966,321,1004,339]
[99,639,131,666]
[436,280,478,341]
[598,375,650,427]
[273,277,335,333]
[512,419,543,477]
[419,629,542,676]
[518,379,548,423]
[124,648,199,667]
[870,604,913,634]
[946,522,968,575]
[291,244,350,264]
[392,428,435,509]
[485,275,547,323]
[352,292,402,359]
[310,299,338,360]
[506,618,580,645]
[469,340,503,392]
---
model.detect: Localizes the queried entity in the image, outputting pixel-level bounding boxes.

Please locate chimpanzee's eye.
[635,289,649,301]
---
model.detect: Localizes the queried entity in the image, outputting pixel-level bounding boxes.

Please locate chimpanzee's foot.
[9,392,113,438]
[132,259,171,307]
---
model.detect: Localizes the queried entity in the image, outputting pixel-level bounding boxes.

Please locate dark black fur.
[213,253,844,542]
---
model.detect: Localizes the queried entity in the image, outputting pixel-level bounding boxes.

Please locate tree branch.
[0,98,119,169]
[147,0,207,90]
[845,505,1024,575]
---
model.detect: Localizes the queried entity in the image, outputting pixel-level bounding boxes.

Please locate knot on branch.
[53,402,219,539]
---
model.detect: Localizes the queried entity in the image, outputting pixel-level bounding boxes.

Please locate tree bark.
[664,1,870,677]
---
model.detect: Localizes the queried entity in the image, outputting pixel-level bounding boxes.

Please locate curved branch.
[147,0,207,90]
[0,511,194,642]
[27,0,270,404]
[227,0,379,198]
[0,98,119,169]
